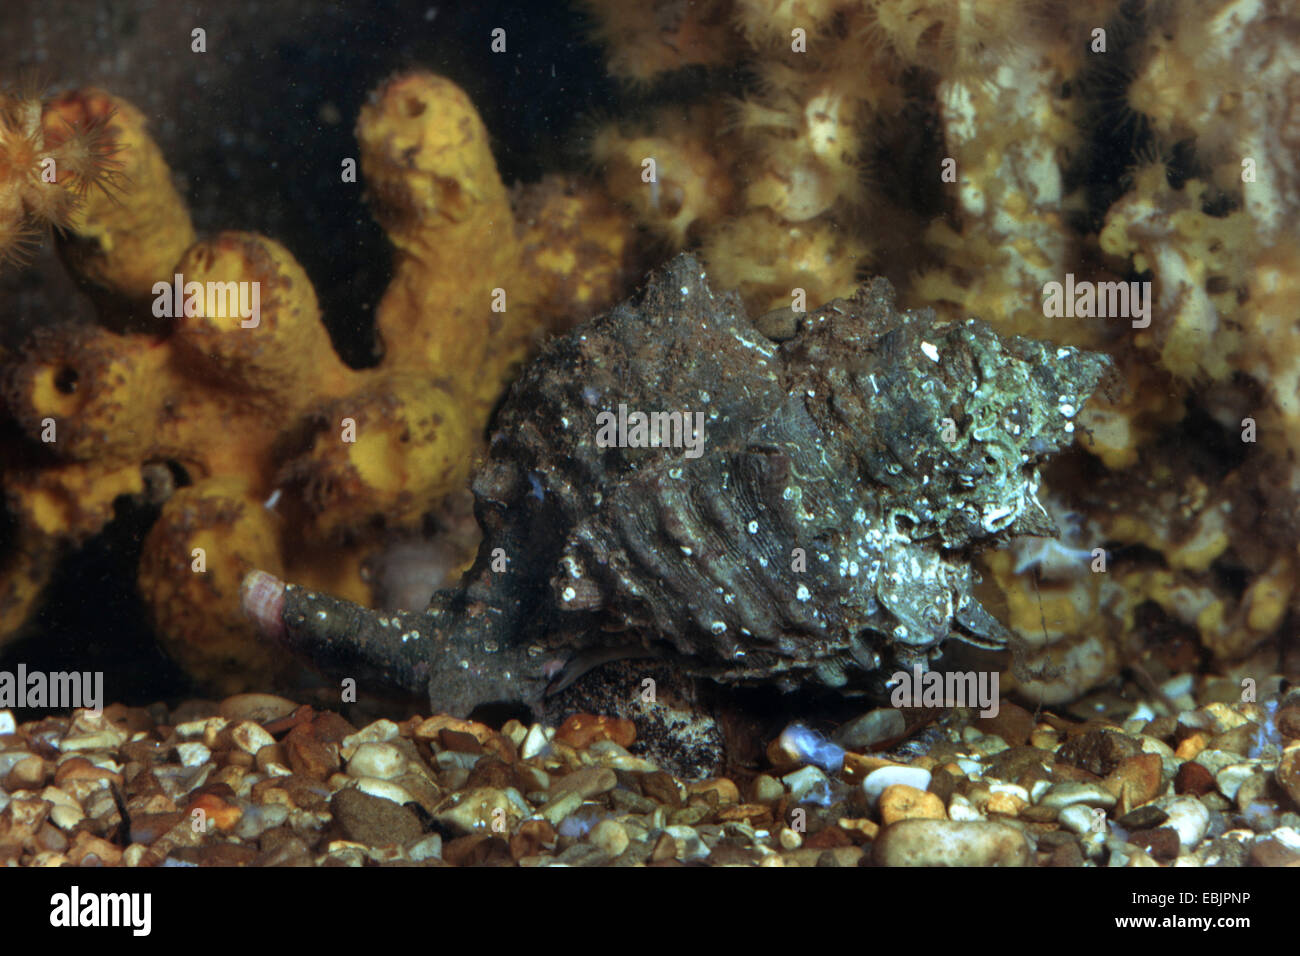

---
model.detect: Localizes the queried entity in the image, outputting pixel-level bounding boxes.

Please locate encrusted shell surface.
[263,253,1112,714]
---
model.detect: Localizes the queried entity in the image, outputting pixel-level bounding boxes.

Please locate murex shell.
[243,253,1111,715]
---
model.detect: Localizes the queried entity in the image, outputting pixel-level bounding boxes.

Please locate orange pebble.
[555,714,636,749]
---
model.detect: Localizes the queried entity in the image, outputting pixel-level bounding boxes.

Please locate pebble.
[347,742,406,780]
[218,693,297,724]
[1057,729,1141,776]
[330,788,422,847]
[1175,760,1215,795]
[230,721,276,756]
[589,819,629,857]
[752,774,784,804]
[354,777,415,807]
[49,803,85,830]
[538,790,585,827]
[1116,805,1168,829]
[59,713,128,751]
[862,765,931,805]
[832,709,906,750]
[556,713,635,749]
[1214,763,1257,802]
[664,825,708,861]
[1248,837,1300,866]
[408,834,443,861]
[1058,804,1102,835]
[1105,753,1163,808]
[5,755,46,790]
[520,723,553,760]
[1128,827,1180,862]
[176,743,211,768]
[1276,747,1300,806]
[1193,748,1240,776]
[879,784,945,823]
[549,766,617,801]
[782,765,833,805]
[234,803,288,840]
[1159,796,1211,848]
[340,720,400,760]
[872,820,1031,867]
[947,793,983,821]
[1039,781,1117,810]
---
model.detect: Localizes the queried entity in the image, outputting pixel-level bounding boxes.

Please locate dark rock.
[1128,827,1180,863]
[1116,805,1168,830]
[1175,761,1215,796]
[329,787,422,847]
[1056,730,1141,777]
[1248,838,1300,867]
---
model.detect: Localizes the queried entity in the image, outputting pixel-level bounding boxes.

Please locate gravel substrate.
[3,683,1300,867]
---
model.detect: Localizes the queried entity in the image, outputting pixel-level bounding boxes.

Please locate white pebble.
[1161,796,1211,848]
[862,766,931,806]
[341,720,400,760]
[521,723,553,761]
[354,778,415,806]
[176,743,211,767]
[231,721,276,755]
[348,742,406,780]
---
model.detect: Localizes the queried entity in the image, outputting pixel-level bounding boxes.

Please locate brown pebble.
[1104,752,1163,811]
[555,713,636,749]
[1057,730,1141,777]
[5,755,48,790]
[329,787,423,848]
[444,833,511,866]
[803,826,853,849]
[1045,841,1084,867]
[255,832,314,867]
[1276,747,1300,807]
[194,843,258,867]
[255,743,287,772]
[130,811,186,845]
[974,701,1034,747]
[413,715,493,747]
[1248,838,1300,867]
[879,784,946,824]
[66,831,124,867]
[186,789,242,832]
[284,726,339,779]
[687,777,739,805]
[1129,827,1180,863]
[509,819,557,860]
[1175,761,1215,796]
[715,804,772,827]
[310,711,358,745]
[218,693,299,725]
[53,756,122,788]
[261,704,316,737]
[1276,705,1300,742]
[641,771,684,807]
[651,832,677,862]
